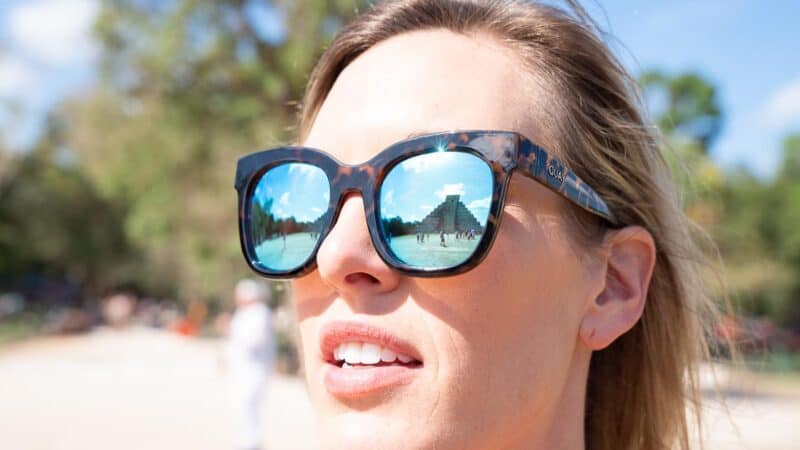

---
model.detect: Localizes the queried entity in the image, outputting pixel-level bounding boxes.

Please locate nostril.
[344,272,380,285]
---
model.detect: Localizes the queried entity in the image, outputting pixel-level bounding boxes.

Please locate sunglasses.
[235,130,618,279]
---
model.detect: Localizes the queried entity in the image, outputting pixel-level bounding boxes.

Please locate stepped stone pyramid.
[418,195,483,233]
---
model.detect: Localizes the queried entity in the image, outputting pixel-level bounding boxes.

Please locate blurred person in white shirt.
[226,278,275,450]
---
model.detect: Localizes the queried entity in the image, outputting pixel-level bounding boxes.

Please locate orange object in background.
[172,318,199,336]
[171,298,208,337]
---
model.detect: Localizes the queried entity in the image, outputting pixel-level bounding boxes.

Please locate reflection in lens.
[379,151,492,270]
[249,163,329,271]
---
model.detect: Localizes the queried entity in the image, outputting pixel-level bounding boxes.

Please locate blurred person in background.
[101,292,136,329]
[225,278,275,450]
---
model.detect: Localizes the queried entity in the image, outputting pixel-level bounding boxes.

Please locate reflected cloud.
[467,196,491,210]
[435,182,465,200]
[288,163,319,176]
[384,189,394,205]
[760,76,800,132]
[400,151,459,174]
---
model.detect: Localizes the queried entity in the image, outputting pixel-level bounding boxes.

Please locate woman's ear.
[579,225,656,350]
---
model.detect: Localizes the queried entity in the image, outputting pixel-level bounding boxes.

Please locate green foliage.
[641,70,800,327]
[714,135,800,326]
[0,134,138,295]
[640,70,724,151]
[381,216,422,237]
[251,197,275,243]
[58,0,367,301]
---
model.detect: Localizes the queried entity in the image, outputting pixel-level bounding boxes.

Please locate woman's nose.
[315,194,401,297]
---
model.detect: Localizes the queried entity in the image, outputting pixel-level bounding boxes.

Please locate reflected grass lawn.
[387,234,481,268]
[254,232,319,270]
[253,232,482,271]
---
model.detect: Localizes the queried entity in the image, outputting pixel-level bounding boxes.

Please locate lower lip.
[323,363,421,397]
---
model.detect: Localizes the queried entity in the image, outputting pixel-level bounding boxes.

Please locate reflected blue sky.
[380,152,492,223]
[253,163,329,222]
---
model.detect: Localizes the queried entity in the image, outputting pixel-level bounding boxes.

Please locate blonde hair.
[296,1,722,449]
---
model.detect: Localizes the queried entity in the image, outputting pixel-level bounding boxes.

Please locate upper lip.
[319,320,422,364]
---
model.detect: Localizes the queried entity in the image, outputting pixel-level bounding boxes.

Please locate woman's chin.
[318,412,429,450]
[303,357,440,448]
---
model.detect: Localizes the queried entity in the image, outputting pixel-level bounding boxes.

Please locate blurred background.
[0,0,798,449]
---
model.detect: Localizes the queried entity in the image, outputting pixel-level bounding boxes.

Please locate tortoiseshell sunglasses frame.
[235,130,619,279]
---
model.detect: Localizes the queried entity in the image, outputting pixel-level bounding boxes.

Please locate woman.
[235,1,721,449]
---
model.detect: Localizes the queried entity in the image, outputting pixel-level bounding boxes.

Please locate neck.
[501,345,591,450]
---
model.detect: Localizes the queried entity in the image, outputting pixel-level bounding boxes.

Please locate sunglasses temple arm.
[517,139,619,226]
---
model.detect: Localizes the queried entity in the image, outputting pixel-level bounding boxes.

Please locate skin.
[292,29,656,450]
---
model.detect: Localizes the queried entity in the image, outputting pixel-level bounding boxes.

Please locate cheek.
[420,209,584,346]
[288,277,333,371]
[291,276,328,320]
[413,209,587,418]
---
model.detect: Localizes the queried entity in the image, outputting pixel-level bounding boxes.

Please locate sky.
[0,0,98,149]
[1,0,799,178]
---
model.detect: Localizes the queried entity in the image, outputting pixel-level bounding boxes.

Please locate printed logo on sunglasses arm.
[547,163,565,183]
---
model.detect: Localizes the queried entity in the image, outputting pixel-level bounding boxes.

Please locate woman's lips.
[323,363,420,397]
[319,320,423,397]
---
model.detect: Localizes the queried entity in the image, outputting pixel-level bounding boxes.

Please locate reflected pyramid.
[418,195,483,233]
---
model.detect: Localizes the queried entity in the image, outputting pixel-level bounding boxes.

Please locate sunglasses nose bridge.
[331,164,377,197]
[327,164,380,228]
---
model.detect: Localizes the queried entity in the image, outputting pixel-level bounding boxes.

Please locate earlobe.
[579,226,656,351]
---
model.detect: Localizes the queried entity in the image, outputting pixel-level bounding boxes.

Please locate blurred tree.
[715,133,800,326]
[640,70,724,152]
[62,0,368,301]
[773,135,800,271]
[640,71,800,327]
[778,134,800,181]
[640,71,725,229]
[0,117,140,300]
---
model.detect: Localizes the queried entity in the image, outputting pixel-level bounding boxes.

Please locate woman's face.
[294,30,603,450]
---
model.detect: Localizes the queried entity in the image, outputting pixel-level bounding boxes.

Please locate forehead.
[303,29,545,164]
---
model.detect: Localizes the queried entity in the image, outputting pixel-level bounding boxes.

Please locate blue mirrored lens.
[249,163,329,271]
[379,151,492,269]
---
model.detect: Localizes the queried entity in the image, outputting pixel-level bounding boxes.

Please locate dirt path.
[0,328,318,450]
[1,328,798,449]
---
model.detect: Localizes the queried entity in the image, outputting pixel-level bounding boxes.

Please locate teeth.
[380,347,397,362]
[334,346,342,361]
[333,342,416,366]
[343,342,362,364]
[360,343,381,364]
